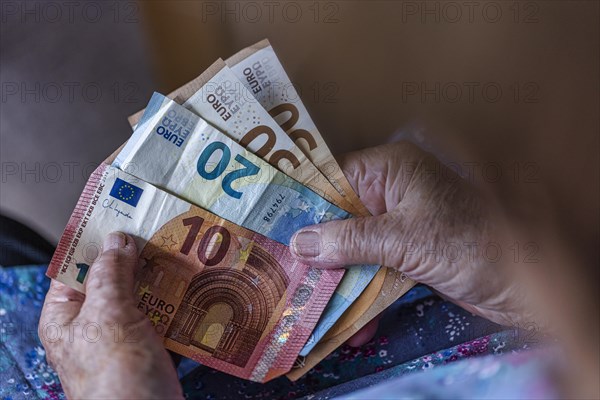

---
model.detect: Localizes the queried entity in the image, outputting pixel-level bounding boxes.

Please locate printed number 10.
[197,141,260,199]
[180,216,231,267]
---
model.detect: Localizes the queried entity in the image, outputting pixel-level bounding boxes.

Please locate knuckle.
[85,264,113,292]
[334,220,358,258]
[378,215,407,268]
[86,249,135,291]
[100,248,127,264]
[336,217,373,263]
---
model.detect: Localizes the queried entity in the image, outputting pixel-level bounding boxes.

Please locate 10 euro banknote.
[47,164,342,382]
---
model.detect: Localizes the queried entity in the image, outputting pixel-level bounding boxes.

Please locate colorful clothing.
[337,351,557,399]
[0,265,551,399]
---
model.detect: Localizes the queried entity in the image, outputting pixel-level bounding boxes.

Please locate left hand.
[39,232,183,399]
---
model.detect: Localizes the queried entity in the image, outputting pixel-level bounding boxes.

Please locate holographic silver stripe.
[250,267,322,381]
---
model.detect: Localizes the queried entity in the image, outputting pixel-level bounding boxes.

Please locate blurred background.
[1,1,598,398]
[1,0,598,251]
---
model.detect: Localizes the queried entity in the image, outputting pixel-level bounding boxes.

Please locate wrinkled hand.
[291,142,525,345]
[39,232,183,399]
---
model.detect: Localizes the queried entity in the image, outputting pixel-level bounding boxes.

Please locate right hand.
[291,142,526,345]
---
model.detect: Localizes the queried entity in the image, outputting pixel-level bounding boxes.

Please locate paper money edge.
[286,271,417,380]
[298,264,380,356]
[226,40,370,216]
[226,38,270,66]
[128,58,228,127]
[46,160,347,382]
[127,61,357,214]
[46,163,108,286]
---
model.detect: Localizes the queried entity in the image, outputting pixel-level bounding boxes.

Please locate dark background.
[1,0,598,246]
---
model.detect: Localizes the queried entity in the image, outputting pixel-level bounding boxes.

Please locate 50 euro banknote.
[127,60,354,213]
[46,164,342,382]
[227,39,369,217]
[114,92,381,356]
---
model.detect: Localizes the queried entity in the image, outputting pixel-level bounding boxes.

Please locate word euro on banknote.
[226,39,370,217]
[115,93,380,352]
[46,164,342,382]
[128,60,353,213]
[115,92,349,245]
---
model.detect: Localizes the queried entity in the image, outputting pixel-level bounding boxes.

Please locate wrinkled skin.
[39,232,183,399]
[291,142,526,345]
[39,143,527,396]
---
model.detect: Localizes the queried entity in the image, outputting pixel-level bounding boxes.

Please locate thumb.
[290,214,401,267]
[84,232,138,303]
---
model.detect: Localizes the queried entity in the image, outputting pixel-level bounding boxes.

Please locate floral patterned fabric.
[0,266,63,399]
[0,265,546,399]
[177,282,538,399]
[336,350,558,399]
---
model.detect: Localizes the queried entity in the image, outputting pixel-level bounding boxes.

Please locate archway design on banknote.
[166,245,289,367]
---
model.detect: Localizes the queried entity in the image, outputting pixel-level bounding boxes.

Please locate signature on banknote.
[102,199,133,219]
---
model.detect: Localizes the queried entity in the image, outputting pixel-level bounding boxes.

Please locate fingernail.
[104,232,126,251]
[292,230,321,257]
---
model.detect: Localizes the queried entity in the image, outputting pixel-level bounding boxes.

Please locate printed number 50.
[197,141,260,199]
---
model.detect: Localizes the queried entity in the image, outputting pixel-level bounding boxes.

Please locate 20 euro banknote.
[116,92,350,245]
[46,164,343,382]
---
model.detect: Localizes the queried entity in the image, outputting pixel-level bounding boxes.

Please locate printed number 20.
[197,141,260,199]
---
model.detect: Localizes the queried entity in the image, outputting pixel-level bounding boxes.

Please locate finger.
[39,280,86,332]
[336,142,418,216]
[346,314,382,347]
[336,146,394,192]
[290,214,403,268]
[38,279,86,365]
[83,232,138,304]
[336,150,387,216]
[45,279,86,305]
[335,150,364,194]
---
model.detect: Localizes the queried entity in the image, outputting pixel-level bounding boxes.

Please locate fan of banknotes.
[47,39,414,382]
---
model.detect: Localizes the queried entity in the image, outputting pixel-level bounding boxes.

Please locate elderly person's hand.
[291,142,526,345]
[39,232,183,399]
